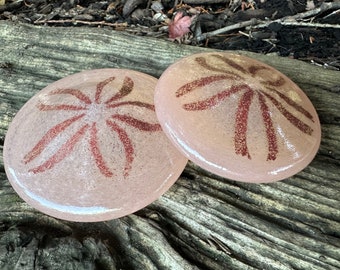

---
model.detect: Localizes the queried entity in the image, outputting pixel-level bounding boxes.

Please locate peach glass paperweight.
[155,52,321,183]
[3,69,188,222]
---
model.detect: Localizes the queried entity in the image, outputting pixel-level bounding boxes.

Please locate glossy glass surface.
[4,69,188,221]
[155,52,321,183]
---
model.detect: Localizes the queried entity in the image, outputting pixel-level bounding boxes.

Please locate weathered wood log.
[0,21,339,269]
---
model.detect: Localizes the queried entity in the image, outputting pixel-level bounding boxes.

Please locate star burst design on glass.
[175,54,315,161]
[23,76,161,178]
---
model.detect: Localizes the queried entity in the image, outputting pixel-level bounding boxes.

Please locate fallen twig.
[195,18,258,42]
[251,2,340,30]
[271,21,340,29]
[34,19,128,29]
[195,2,340,42]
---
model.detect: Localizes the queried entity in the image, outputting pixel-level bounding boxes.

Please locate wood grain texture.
[0,21,339,269]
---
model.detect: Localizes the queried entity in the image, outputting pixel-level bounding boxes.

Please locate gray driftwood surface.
[0,21,339,270]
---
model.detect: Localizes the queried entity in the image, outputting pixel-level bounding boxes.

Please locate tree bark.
[0,21,339,269]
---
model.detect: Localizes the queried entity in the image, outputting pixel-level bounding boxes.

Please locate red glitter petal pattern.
[183,85,243,111]
[107,101,155,111]
[89,123,114,177]
[262,91,313,135]
[212,54,247,74]
[95,76,116,104]
[28,124,89,174]
[248,65,268,76]
[195,56,241,78]
[262,76,285,87]
[50,88,92,104]
[24,76,160,178]
[176,55,315,160]
[258,93,278,161]
[37,103,87,111]
[105,77,134,104]
[234,88,254,159]
[106,119,134,177]
[176,75,237,98]
[111,114,161,131]
[24,114,85,164]
[267,87,314,121]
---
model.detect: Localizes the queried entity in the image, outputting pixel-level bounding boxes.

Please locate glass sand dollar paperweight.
[155,52,321,183]
[3,69,188,222]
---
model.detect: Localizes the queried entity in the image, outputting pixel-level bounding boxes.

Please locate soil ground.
[1,0,339,69]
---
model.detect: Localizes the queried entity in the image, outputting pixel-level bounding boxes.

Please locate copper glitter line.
[234,89,254,159]
[182,84,245,111]
[50,88,92,104]
[196,57,229,73]
[23,114,86,164]
[95,76,116,104]
[89,122,114,177]
[195,57,242,77]
[105,76,134,104]
[248,65,268,76]
[106,120,134,177]
[262,91,313,135]
[176,75,234,98]
[212,54,247,74]
[266,87,314,121]
[262,76,286,87]
[37,103,87,111]
[107,101,155,111]
[29,124,89,174]
[258,93,278,161]
[111,114,161,131]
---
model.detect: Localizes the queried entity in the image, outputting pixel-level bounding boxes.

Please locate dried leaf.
[168,12,192,39]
